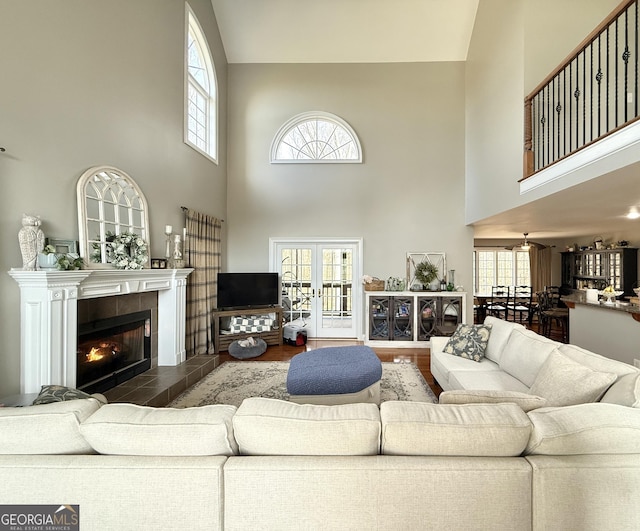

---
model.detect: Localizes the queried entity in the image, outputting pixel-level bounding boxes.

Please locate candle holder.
[170,234,184,269]
[164,225,173,260]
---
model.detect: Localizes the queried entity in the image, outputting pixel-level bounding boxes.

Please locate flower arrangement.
[93,231,148,270]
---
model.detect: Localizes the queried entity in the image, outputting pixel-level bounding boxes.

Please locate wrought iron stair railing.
[523,0,640,179]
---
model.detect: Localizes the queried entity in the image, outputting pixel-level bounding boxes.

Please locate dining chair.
[538,286,569,342]
[486,285,510,320]
[508,285,533,324]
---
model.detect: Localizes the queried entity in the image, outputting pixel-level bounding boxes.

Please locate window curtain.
[184,209,222,356]
[529,246,552,293]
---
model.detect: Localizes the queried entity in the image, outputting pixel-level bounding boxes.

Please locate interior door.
[273,239,361,338]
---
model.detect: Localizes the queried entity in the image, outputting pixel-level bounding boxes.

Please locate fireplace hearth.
[77,310,151,394]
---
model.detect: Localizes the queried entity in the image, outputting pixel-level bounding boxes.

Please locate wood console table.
[213,306,283,353]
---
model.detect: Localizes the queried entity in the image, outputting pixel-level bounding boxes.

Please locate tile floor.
[103,354,219,406]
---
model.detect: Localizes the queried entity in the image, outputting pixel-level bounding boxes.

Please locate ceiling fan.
[505,233,547,251]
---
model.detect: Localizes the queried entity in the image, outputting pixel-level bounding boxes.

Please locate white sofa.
[430,315,639,401]
[1,383,640,530]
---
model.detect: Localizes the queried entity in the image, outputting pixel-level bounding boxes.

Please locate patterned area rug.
[168,361,437,408]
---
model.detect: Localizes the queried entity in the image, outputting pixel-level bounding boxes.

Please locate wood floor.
[217,339,443,398]
[105,318,565,407]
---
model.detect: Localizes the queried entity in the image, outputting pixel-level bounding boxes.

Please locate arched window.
[185,3,217,162]
[270,111,363,163]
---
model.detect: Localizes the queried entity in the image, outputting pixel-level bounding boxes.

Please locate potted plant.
[55,253,84,271]
[37,244,59,270]
[37,244,84,271]
[414,261,440,291]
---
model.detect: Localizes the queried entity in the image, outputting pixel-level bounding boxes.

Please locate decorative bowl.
[599,290,624,304]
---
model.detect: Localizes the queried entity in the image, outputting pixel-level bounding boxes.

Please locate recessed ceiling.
[211,0,479,64]
[472,161,640,240]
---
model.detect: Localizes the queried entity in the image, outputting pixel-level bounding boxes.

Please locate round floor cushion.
[228,337,268,359]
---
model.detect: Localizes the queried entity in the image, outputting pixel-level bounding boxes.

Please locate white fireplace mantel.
[8,268,193,393]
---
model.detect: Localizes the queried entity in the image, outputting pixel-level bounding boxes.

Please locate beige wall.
[226,62,474,329]
[524,0,622,95]
[0,0,227,396]
[465,0,525,226]
[465,0,626,226]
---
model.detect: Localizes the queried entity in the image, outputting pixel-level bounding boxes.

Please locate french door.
[271,239,362,338]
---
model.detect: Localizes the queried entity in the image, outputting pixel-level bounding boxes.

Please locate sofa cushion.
[448,370,530,393]
[528,351,617,407]
[439,390,548,412]
[0,398,102,454]
[80,403,238,456]
[483,316,525,364]
[431,351,500,387]
[600,372,640,408]
[442,323,492,362]
[232,397,380,456]
[499,328,559,387]
[525,403,640,455]
[557,344,638,379]
[380,401,531,456]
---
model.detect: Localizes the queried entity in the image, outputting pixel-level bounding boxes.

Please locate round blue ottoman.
[286,345,382,405]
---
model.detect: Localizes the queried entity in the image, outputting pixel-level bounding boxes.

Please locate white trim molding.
[9,268,193,393]
[521,119,640,194]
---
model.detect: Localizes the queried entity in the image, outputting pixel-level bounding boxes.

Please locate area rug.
[168,361,437,408]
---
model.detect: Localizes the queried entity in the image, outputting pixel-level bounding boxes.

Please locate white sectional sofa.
[430,315,639,402]
[1,377,640,530]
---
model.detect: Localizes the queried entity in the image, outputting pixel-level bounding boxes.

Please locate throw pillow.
[600,372,640,408]
[32,385,93,405]
[442,324,492,362]
[528,351,617,407]
[439,389,548,412]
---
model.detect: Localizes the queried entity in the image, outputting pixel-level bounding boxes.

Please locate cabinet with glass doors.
[365,291,466,346]
[561,248,638,296]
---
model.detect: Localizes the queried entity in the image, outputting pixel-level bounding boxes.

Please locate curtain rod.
[181,206,224,222]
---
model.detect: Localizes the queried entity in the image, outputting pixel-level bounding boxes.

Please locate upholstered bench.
[286,346,382,405]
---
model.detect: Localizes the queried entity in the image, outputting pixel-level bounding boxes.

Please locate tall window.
[270,111,362,163]
[473,249,531,294]
[185,3,217,162]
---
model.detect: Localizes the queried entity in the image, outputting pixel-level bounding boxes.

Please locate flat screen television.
[216,272,280,310]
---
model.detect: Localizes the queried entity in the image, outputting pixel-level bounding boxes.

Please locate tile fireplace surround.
[9,268,193,394]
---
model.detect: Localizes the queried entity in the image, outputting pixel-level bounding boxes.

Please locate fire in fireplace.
[77,310,152,394]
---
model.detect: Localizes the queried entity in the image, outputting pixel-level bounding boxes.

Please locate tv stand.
[213,306,283,353]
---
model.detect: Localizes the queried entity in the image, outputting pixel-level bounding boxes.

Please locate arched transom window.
[270,112,363,163]
[185,3,217,162]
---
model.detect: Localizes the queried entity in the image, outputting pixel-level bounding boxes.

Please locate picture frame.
[151,258,168,269]
[46,238,78,255]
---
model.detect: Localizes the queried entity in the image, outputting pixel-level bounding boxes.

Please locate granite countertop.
[562,293,640,315]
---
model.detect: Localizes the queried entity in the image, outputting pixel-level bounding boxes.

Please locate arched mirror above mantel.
[77,166,150,268]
